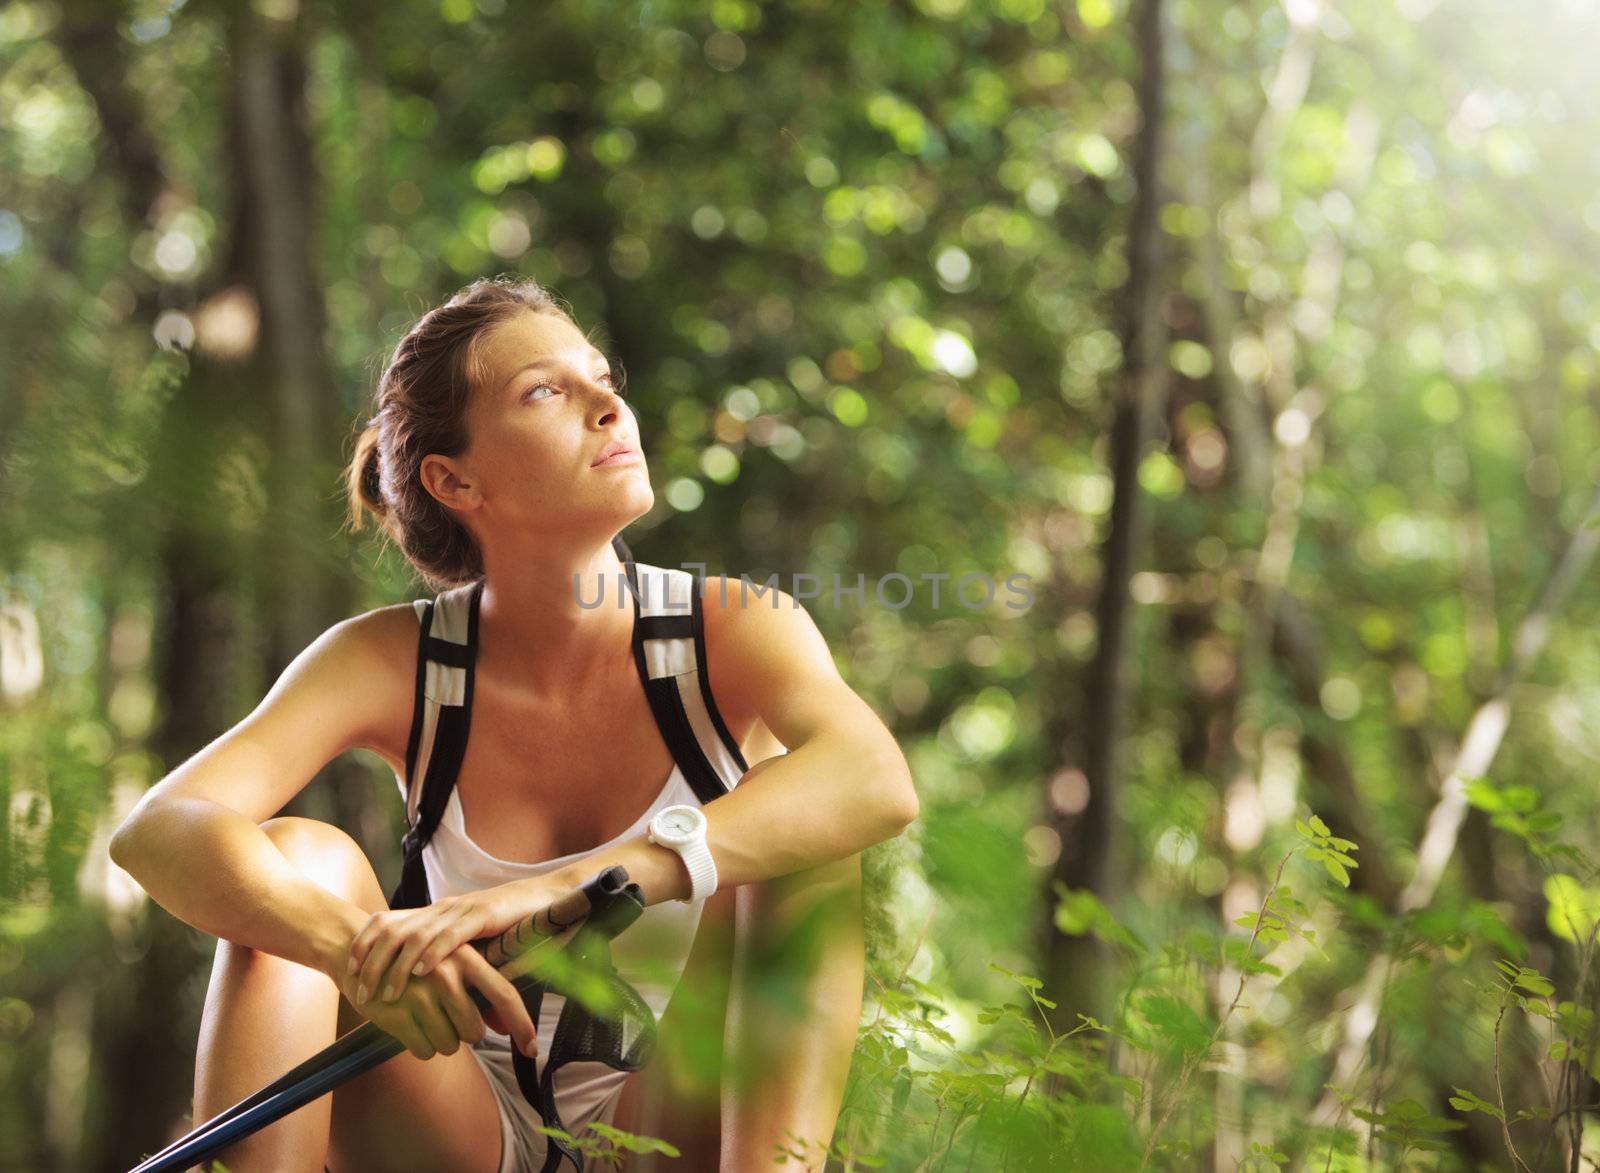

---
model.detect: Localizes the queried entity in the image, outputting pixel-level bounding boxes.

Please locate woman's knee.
[261,816,386,909]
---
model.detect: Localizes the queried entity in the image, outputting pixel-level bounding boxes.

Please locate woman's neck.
[475,534,636,693]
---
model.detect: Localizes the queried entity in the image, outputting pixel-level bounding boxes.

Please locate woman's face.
[445,309,652,544]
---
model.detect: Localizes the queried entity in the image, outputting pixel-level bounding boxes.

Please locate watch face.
[661,809,698,836]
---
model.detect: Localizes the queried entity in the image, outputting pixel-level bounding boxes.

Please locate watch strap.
[678,835,717,903]
[650,807,718,904]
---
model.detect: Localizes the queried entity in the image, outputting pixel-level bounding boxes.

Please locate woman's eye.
[522,370,623,401]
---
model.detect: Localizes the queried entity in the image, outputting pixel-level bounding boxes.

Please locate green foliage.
[1237,1140,1290,1171]
[1294,814,1360,889]
[8,0,1600,1169]
[1542,874,1600,944]
[1348,1098,1466,1155]
[1051,884,1146,956]
[534,1121,681,1166]
[775,1128,887,1168]
[1464,776,1578,865]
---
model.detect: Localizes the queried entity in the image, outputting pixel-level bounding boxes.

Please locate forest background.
[6,0,1600,1169]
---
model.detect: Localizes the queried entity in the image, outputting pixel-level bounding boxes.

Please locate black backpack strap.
[391,541,628,910]
[691,574,751,776]
[401,600,435,795]
[390,579,485,910]
[508,877,656,1172]
[622,557,748,805]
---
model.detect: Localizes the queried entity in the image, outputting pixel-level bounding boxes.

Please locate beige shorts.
[468,1025,630,1173]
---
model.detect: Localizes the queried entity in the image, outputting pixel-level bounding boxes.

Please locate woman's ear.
[419,454,481,513]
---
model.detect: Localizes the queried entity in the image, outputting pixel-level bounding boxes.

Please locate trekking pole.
[128,865,640,1173]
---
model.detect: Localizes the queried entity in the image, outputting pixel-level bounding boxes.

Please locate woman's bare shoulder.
[342,600,424,649]
[319,602,426,760]
[696,574,837,745]
[130,601,427,819]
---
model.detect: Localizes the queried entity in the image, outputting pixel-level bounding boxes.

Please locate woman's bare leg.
[611,883,736,1170]
[191,816,503,1173]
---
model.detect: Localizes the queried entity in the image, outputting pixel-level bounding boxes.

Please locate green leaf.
[1544,874,1600,944]
[1052,885,1146,954]
[1514,969,1555,997]
[1465,778,1511,815]
[584,1122,683,1157]
[1448,1087,1504,1121]
[1137,994,1214,1058]
[1241,956,1283,976]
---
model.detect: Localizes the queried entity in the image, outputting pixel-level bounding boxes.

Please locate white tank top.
[389,556,760,1127]
[399,762,708,1023]
[387,759,710,1131]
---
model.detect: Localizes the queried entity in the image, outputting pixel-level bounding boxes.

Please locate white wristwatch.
[646,803,717,904]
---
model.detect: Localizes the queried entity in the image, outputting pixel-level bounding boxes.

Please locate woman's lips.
[592,448,641,467]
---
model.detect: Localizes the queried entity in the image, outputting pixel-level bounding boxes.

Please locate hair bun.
[361,434,383,503]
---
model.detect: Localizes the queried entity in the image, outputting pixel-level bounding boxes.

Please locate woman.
[109,275,919,1172]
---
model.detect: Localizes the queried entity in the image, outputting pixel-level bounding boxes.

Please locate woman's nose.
[590,390,626,427]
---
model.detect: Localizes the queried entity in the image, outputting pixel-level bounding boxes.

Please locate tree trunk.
[92,526,240,1170]
[1043,0,1168,1040]
[230,3,380,853]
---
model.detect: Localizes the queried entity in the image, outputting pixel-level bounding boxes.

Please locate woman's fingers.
[378,905,466,1001]
[409,989,463,1057]
[432,964,488,1047]
[383,1008,436,1062]
[355,911,425,1003]
[410,906,491,979]
[458,948,539,1058]
[481,1004,511,1037]
[345,910,386,981]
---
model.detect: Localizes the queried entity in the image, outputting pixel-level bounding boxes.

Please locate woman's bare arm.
[340,579,921,1005]
[109,606,541,1058]
[541,578,919,903]
[108,610,412,975]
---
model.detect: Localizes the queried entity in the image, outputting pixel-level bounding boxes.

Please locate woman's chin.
[610,484,655,524]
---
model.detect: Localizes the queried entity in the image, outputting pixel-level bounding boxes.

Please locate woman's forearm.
[708,734,916,883]
[550,734,916,905]
[109,795,365,975]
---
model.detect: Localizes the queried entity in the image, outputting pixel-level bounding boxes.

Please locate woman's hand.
[346,876,576,1010]
[331,944,540,1060]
